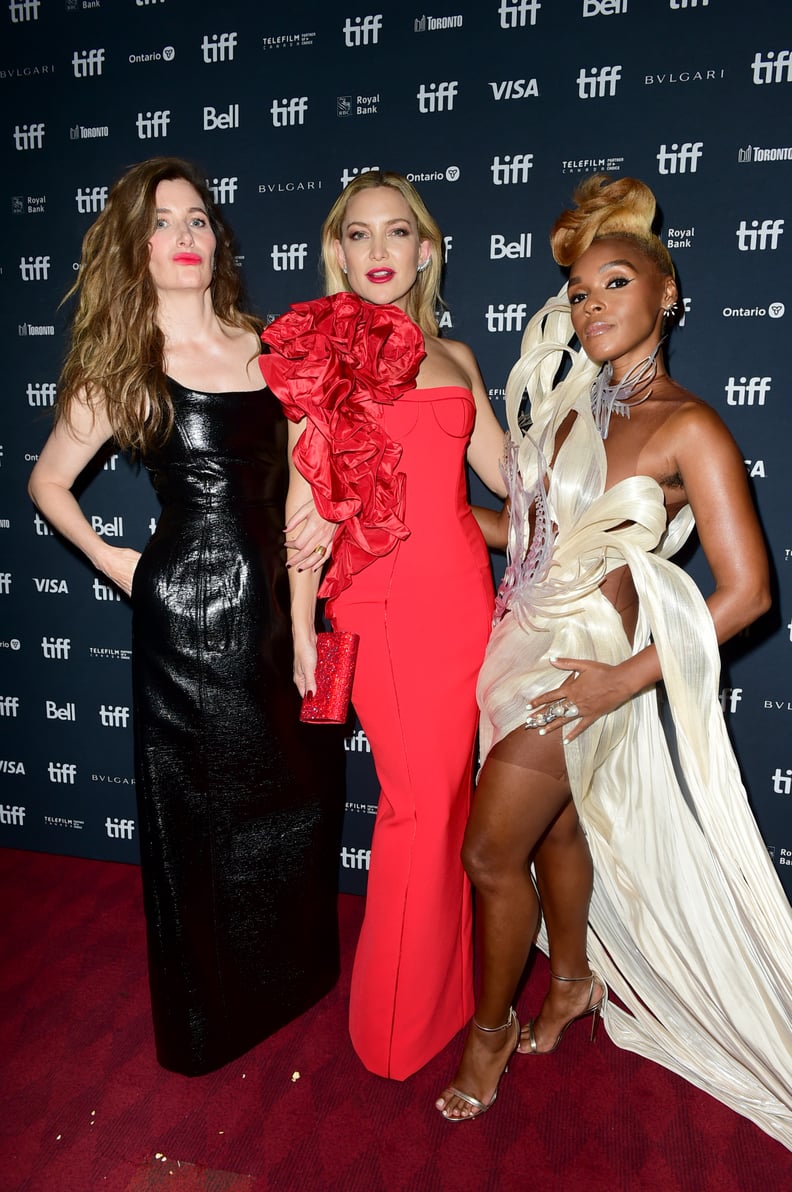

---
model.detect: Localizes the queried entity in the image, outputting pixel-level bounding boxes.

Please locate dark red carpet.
[1,849,789,1191]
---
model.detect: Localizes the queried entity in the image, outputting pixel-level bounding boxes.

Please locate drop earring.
[416,258,430,273]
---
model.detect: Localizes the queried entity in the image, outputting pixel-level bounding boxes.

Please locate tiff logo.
[271,243,308,271]
[271,97,307,126]
[72,49,105,77]
[27,382,56,406]
[486,302,528,332]
[340,164,379,188]
[0,805,25,825]
[417,81,458,112]
[772,768,792,795]
[13,123,45,151]
[340,846,371,869]
[136,110,171,139]
[499,0,541,28]
[207,176,238,205]
[0,697,20,717]
[0,574,10,594]
[656,141,703,174]
[9,0,40,20]
[491,153,533,184]
[670,0,708,7]
[41,636,71,660]
[106,817,136,839]
[201,33,238,62]
[75,186,108,214]
[99,704,130,728]
[93,578,121,601]
[724,376,771,405]
[577,65,622,98]
[48,762,77,785]
[19,255,50,281]
[735,218,784,250]
[751,51,792,85]
[343,15,382,46]
[34,513,52,536]
[720,687,742,714]
[344,728,371,752]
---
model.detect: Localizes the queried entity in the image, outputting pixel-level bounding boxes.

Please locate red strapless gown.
[327,386,494,1079]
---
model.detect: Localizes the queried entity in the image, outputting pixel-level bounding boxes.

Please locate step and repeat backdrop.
[1,0,790,896]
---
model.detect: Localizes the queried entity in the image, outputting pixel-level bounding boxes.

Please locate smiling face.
[567,237,677,378]
[332,186,431,310]
[147,177,216,295]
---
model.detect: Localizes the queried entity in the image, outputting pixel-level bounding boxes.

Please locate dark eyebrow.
[568,259,638,285]
[155,206,208,215]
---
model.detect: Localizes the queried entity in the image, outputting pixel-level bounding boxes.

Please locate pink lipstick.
[366,268,395,283]
[173,253,202,265]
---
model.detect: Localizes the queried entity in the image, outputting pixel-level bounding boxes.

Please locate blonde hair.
[57,156,260,452]
[320,170,443,336]
[550,174,675,278]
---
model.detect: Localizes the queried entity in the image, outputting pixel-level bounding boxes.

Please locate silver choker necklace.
[590,340,664,439]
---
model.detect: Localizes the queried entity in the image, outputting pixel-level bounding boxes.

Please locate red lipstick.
[173,253,202,265]
[366,268,395,283]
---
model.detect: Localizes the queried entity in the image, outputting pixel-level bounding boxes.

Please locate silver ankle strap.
[472,1006,515,1033]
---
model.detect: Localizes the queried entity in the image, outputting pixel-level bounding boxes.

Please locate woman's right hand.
[100,547,142,598]
[292,629,318,698]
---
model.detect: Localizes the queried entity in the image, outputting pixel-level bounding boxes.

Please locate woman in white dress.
[436,175,792,1149]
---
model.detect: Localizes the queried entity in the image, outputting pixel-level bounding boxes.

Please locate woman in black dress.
[29,157,343,1076]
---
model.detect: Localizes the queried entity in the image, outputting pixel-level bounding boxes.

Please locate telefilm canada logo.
[562,155,623,175]
[262,30,317,50]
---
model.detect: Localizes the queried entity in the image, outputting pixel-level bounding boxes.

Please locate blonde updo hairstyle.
[551,174,676,284]
[321,170,443,336]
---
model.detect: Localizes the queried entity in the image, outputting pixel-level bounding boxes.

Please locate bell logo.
[136,110,171,139]
[201,33,238,63]
[207,177,238,205]
[583,0,629,14]
[204,104,240,131]
[13,124,45,151]
[343,15,383,46]
[577,65,622,98]
[271,243,308,271]
[91,515,124,537]
[486,303,528,332]
[724,377,771,405]
[75,187,108,214]
[656,141,703,174]
[490,154,533,184]
[490,233,532,259]
[48,762,77,784]
[499,0,541,27]
[45,701,76,720]
[340,165,379,188]
[19,256,50,281]
[72,49,105,77]
[270,97,308,127]
[735,219,784,251]
[106,817,136,839]
[27,382,56,407]
[9,0,40,21]
[416,81,458,113]
[751,51,792,85]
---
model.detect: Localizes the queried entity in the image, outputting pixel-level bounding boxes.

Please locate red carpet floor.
[1,848,789,1191]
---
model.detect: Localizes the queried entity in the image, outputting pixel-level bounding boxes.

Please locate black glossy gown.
[131,378,344,1076]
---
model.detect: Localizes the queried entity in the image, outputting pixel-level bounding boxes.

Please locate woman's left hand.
[285,500,337,572]
[524,656,632,742]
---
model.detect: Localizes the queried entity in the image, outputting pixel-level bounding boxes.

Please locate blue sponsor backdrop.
[1,0,790,897]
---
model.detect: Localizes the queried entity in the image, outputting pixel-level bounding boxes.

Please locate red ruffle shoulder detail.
[260,291,425,599]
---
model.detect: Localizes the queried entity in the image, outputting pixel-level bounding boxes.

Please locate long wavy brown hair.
[56,156,261,452]
[321,170,444,336]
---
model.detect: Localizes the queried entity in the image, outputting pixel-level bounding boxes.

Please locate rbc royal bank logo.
[72,50,105,78]
[13,124,45,151]
[751,51,792,84]
[201,33,238,62]
[75,186,108,213]
[735,219,784,250]
[499,0,541,27]
[724,376,771,405]
[656,141,703,173]
[271,97,307,126]
[136,110,170,139]
[490,154,533,184]
[207,177,238,204]
[577,65,621,97]
[343,15,383,45]
[19,255,50,281]
[9,0,40,21]
[271,243,308,271]
[417,81,458,112]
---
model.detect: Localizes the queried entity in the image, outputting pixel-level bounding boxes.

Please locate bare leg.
[519,801,603,1052]
[436,731,572,1120]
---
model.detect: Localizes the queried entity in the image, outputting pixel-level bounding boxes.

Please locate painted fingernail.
[306,691,314,700]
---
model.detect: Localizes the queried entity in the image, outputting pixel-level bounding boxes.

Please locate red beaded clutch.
[299,631,360,724]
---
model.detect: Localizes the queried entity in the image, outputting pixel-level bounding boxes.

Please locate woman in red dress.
[260,171,507,1080]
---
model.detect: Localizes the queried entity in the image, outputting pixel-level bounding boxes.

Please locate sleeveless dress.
[131,378,344,1077]
[478,295,792,1148]
[260,296,495,1080]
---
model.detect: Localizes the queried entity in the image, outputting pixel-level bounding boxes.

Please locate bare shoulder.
[435,335,478,371]
[419,333,480,389]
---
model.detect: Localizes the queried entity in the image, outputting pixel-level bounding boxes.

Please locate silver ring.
[563,703,579,718]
